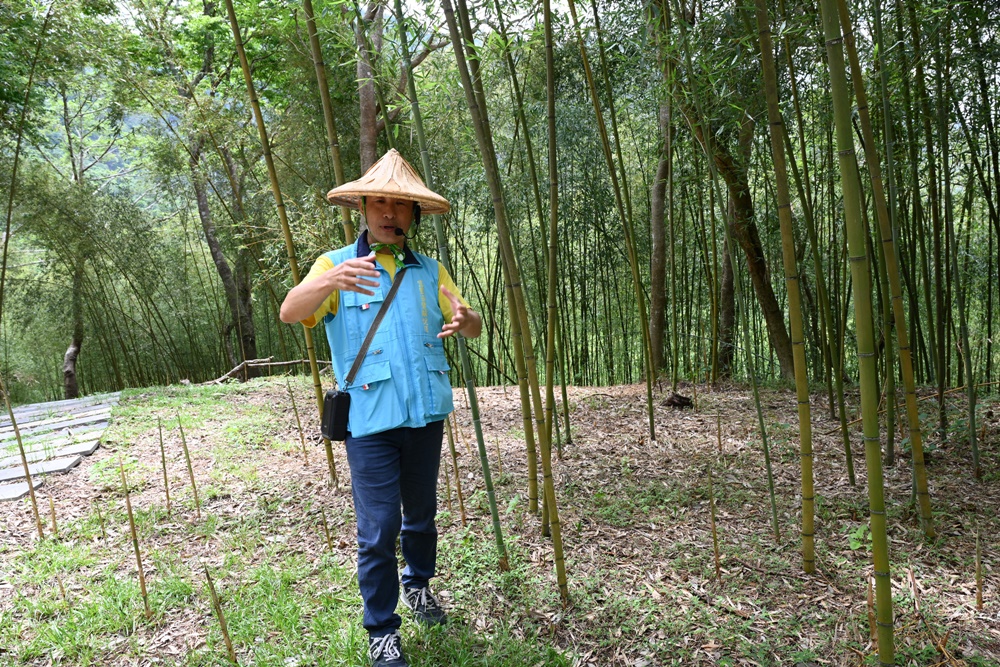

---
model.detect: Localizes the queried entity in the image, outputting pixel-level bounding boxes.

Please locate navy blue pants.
[345,420,444,637]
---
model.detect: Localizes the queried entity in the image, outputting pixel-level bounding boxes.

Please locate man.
[280,149,481,667]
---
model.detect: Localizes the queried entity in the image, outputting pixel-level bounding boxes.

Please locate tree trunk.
[63,256,86,399]
[189,142,256,374]
[234,254,257,373]
[649,103,669,375]
[689,121,795,379]
[718,235,736,378]
[357,3,382,172]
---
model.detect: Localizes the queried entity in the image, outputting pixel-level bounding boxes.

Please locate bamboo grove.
[2,0,998,658]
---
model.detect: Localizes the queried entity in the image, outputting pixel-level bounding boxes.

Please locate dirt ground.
[1,378,998,666]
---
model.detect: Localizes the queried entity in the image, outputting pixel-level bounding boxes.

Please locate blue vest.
[323,234,454,438]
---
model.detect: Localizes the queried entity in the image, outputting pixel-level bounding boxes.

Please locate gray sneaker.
[401,586,448,626]
[368,630,408,667]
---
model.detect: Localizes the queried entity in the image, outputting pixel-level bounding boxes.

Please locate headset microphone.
[394,228,404,236]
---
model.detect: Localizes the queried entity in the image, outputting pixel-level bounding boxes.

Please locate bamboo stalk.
[95,501,107,540]
[48,496,59,540]
[222,0,337,490]
[302,0,355,244]
[442,451,453,513]
[976,526,983,611]
[836,0,934,534]
[320,508,333,552]
[0,372,43,539]
[158,417,171,516]
[118,458,152,620]
[907,566,921,615]
[394,0,507,570]
[443,0,564,595]
[455,415,474,459]
[286,378,308,465]
[542,0,561,453]
[708,464,721,584]
[56,571,67,603]
[177,412,201,521]
[819,0,895,659]
[492,0,550,330]
[753,0,815,572]
[558,326,573,446]
[204,566,238,664]
[717,414,722,454]
[350,0,396,154]
[867,575,876,641]
[445,416,467,527]
[494,437,503,477]
[1,6,53,323]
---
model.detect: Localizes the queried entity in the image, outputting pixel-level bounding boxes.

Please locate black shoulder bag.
[321,266,408,441]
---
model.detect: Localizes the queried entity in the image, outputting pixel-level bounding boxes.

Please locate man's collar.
[357,229,418,266]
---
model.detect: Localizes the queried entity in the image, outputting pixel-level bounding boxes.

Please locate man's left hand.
[438,285,482,339]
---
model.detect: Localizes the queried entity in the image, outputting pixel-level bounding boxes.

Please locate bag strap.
[343,265,408,389]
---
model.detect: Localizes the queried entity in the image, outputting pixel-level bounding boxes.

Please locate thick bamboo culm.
[118,458,152,619]
[458,0,561,565]
[351,0,397,156]
[752,0,815,573]
[222,0,337,490]
[441,0,568,602]
[301,0,355,244]
[835,0,934,534]
[776,0,852,482]
[819,0,895,661]
[393,0,508,569]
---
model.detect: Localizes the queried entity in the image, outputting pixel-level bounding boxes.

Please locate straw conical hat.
[327,149,450,215]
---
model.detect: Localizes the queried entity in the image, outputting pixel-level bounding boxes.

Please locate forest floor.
[0,376,997,667]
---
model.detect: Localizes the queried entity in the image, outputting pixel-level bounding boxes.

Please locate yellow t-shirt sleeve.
[437,262,469,323]
[299,255,339,328]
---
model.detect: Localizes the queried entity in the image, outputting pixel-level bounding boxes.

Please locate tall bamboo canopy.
[3,1,1000,656]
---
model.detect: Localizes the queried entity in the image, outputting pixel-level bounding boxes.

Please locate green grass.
[588,477,695,527]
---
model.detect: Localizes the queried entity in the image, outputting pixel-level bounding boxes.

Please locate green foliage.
[847,523,871,551]
[1,0,998,403]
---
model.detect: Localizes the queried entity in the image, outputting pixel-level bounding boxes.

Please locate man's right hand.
[279,252,381,323]
[329,251,380,296]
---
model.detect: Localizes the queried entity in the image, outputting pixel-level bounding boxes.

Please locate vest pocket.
[342,286,387,346]
[423,349,453,416]
[346,359,403,435]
